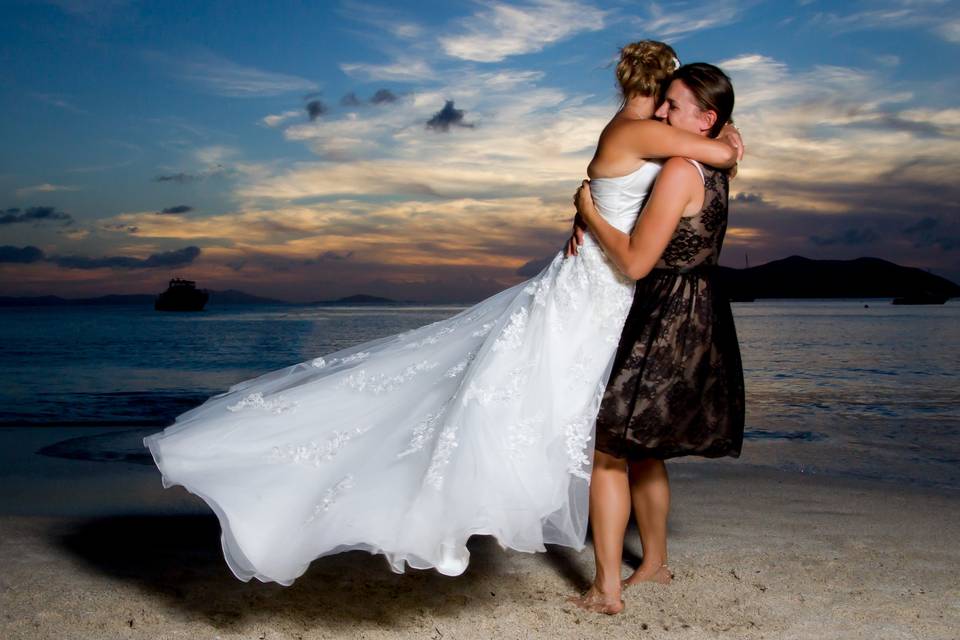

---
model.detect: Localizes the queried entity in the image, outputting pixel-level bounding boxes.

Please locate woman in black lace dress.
[568,63,744,614]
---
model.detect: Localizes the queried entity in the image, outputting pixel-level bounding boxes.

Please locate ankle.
[593,578,621,595]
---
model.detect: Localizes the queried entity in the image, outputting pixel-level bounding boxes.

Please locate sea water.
[1,299,957,497]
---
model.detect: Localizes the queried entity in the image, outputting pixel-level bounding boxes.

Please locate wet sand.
[1,429,958,640]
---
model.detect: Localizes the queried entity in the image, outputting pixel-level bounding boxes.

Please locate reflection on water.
[2,299,959,490]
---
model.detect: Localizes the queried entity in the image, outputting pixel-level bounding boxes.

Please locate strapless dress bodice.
[580,161,662,247]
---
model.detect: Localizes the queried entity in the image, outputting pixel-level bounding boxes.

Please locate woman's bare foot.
[622,563,673,588]
[566,583,625,615]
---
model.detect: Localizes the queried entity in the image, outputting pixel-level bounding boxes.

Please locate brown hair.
[671,63,735,138]
[615,40,679,104]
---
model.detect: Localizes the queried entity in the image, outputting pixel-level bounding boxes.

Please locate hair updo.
[616,40,679,104]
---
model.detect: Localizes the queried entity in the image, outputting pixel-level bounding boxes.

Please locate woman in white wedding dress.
[144,40,741,586]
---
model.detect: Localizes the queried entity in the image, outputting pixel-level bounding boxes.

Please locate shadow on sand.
[55,512,594,632]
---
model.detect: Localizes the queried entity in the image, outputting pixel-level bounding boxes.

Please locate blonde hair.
[616,40,680,104]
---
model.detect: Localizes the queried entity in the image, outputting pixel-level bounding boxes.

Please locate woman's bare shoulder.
[654,157,702,188]
[589,118,657,178]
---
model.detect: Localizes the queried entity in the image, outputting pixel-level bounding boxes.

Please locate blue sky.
[1,0,959,302]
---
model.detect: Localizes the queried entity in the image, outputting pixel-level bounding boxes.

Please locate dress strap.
[685,158,705,185]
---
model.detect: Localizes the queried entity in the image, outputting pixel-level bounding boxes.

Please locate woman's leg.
[624,458,672,585]
[568,449,630,614]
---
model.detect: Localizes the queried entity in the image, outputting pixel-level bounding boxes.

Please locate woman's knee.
[594,449,628,471]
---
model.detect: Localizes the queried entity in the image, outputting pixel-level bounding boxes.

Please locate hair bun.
[616,40,679,103]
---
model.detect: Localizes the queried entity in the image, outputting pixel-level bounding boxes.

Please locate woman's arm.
[574,158,699,279]
[624,120,741,168]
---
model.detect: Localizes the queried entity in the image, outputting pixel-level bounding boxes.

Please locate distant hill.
[0,293,156,307]
[2,258,956,306]
[308,294,406,305]
[206,289,290,305]
[717,256,960,299]
[0,289,290,307]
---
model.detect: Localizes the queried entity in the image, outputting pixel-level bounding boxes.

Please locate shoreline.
[1,431,958,638]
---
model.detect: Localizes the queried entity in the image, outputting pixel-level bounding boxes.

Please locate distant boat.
[729,252,756,302]
[154,278,209,311]
[891,291,948,305]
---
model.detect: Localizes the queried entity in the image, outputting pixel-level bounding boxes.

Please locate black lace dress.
[594,161,745,460]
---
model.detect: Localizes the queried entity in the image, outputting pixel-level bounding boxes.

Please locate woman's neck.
[620,95,656,120]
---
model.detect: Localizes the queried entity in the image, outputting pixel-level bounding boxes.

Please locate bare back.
[587,114,651,180]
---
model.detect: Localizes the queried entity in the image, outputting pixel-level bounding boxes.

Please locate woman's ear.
[700,109,718,135]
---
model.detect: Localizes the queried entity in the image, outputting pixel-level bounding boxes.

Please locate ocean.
[1,299,958,495]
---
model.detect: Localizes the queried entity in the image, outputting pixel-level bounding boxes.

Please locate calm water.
[1,300,958,490]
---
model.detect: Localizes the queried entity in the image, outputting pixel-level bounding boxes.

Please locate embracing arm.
[574,158,698,280]
[625,120,742,168]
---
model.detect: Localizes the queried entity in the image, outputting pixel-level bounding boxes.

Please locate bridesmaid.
[568,63,745,614]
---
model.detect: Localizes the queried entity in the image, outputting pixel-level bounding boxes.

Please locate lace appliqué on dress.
[564,384,604,480]
[304,475,355,524]
[311,351,370,369]
[397,401,451,459]
[404,325,456,350]
[443,351,476,379]
[471,322,495,338]
[506,413,544,461]
[337,360,440,394]
[268,425,372,467]
[424,423,459,490]
[461,364,531,406]
[491,306,529,353]
[226,391,298,415]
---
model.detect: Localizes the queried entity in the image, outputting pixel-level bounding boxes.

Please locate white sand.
[1,458,958,640]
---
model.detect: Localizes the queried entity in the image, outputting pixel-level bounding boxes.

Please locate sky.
[1,0,958,302]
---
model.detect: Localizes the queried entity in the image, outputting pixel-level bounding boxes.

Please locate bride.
[144,40,742,586]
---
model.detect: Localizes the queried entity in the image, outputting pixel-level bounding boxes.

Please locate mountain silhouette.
[717,256,959,299]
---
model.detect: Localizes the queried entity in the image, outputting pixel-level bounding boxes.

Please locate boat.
[891,291,948,305]
[154,278,209,311]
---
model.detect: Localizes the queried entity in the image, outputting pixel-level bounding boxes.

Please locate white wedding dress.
[144,161,662,585]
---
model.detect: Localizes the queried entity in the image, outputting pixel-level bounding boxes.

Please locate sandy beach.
[1,428,957,640]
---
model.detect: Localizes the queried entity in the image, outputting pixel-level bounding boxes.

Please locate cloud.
[515,255,554,276]
[154,164,227,183]
[426,100,474,132]
[46,0,132,20]
[438,0,606,63]
[811,1,960,44]
[307,99,328,121]
[317,250,354,261]
[340,59,434,82]
[336,0,424,40]
[242,69,608,194]
[27,91,88,114]
[102,221,139,233]
[0,206,73,225]
[340,92,363,107]
[636,0,752,40]
[14,183,81,197]
[52,246,202,270]
[718,53,960,213]
[809,228,879,246]
[0,243,203,270]
[936,18,960,42]
[154,172,201,184]
[262,109,301,127]
[370,89,398,105]
[0,245,45,264]
[145,48,320,97]
[903,216,960,250]
[158,205,193,215]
